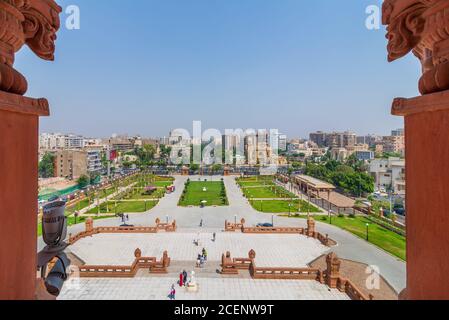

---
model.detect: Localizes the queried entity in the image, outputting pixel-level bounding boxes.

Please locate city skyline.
[16,0,415,138]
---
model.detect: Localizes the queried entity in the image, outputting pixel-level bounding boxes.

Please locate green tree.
[77,175,90,188]
[190,164,200,172]
[38,153,55,178]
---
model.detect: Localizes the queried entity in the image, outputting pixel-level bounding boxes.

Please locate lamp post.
[366,223,370,241]
[272,215,274,227]
[166,215,169,224]
[234,214,237,224]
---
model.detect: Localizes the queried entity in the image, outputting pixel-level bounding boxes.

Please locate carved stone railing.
[78,249,170,278]
[250,266,321,280]
[224,219,245,232]
[68,218,177,245]
[221,250,370,300]
[155,218,177,232]
[224,218,334,247]
[221,250,256,275]
[243,227,305,234]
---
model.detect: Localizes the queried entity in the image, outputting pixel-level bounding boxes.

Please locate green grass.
[237,176,274,183]
[250,200,321,213]
[287,215,406,261]
[86,201,155,214]
[238,181,275,187]
[179,181,228,207]
[118,187,166,200]
[243,186,297,199]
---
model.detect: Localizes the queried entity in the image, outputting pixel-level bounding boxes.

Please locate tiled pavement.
[69,232,330,268]
[58,277,349,300]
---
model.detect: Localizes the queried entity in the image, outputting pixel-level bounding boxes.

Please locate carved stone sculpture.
[383,0,449,94]
[0,0,61,95]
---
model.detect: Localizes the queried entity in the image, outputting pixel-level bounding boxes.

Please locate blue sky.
[16,0,420,139]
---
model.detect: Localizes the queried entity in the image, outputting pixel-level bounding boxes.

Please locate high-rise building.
[309,131,327,147]
[392,128,405,137]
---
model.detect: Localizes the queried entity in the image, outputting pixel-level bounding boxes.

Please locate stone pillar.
[326,253,341,289]
[307,217,316,237]
[383,0,449,300]
[85,217,94,233]
[0,0,61,300]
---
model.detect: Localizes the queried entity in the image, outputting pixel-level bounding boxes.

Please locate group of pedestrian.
[196,248,208,268]
[178,270,188,287]
[119,213,130,225]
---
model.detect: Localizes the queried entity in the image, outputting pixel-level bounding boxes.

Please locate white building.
[39,133,66,150]
[369,157,406,195]
[64,134,85,149]
[87,150,103,175]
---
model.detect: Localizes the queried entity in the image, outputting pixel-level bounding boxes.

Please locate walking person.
[196,254,201,268]
[203,248,208,262]
[199,219,203,227]
[212,232,216,242]
[169,284,176,300]
[183,270,188,286]
[179,272,184,287]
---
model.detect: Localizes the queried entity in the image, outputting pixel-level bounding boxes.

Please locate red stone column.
[0,93,49,300]
[393,93,449,299]
[0,0,61,300]
[382,0,449,300]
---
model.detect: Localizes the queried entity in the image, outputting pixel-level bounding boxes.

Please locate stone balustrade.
[243,227,305,234]
[221,249,370,301]
[224,219,245,232]
[78,249,170,278]
[68,218,177,245]
[224,218,332,247]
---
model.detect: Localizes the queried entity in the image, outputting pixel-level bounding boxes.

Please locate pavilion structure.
[291,175,355,215]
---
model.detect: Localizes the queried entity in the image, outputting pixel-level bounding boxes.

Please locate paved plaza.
[69,232,330,267]
[59,278,349,301]
[41,175,407,299]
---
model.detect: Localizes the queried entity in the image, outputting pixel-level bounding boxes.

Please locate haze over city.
[15,0,418,138]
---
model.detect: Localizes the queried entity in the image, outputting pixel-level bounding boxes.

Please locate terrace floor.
[58,277,349,300]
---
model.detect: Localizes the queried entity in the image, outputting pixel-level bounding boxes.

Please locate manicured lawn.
[238,181,275,187]
[250,200,321,213]
[243,186,297,199]
[119,187,166,200]
[86,201,155,214]
[179,181,228,207]
[286,215,406,261]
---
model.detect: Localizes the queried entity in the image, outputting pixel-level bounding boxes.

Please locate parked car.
[47,195,59,202]
[257,223,273,228]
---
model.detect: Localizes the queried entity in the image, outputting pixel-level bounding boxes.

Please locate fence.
[68,218,177,245]
[78,249,170,278]
[221,250,371,301]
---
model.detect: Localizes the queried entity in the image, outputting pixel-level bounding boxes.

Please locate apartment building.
[369,157,406,195]
[54,150,88,180]
[54,149,103,180]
